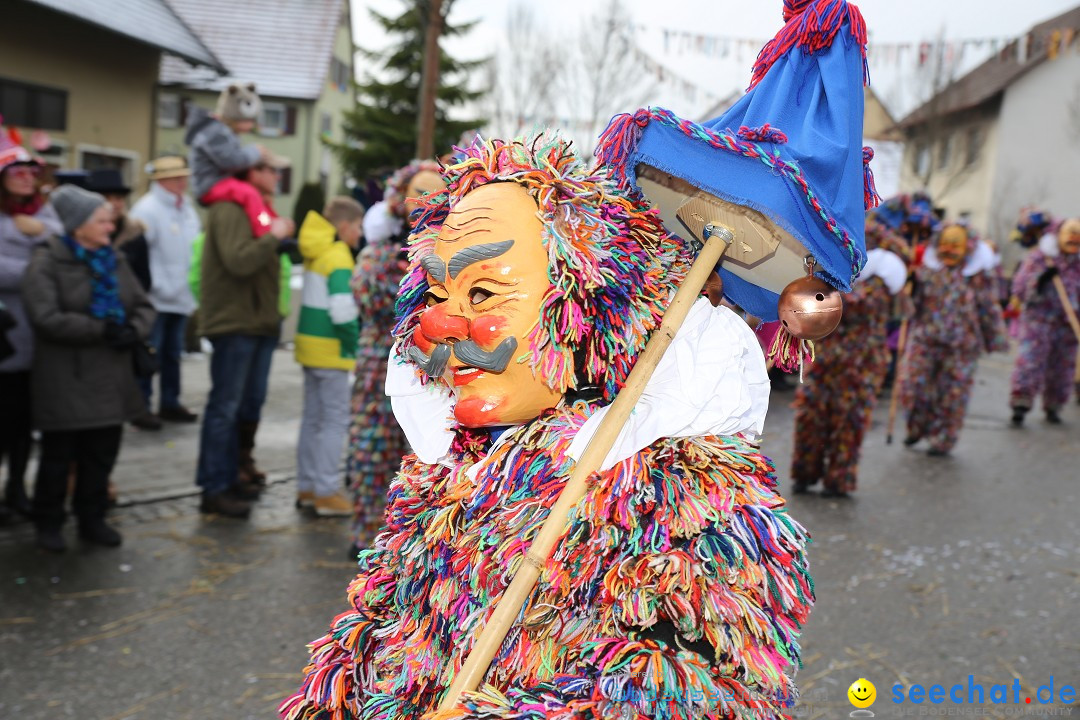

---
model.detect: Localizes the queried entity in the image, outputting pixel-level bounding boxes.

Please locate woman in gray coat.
[22,184,155,552]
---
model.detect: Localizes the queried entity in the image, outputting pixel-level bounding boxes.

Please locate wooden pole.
[416,0,444,160]
[1049,274,1080,383]
[885,281,913,445]
[436,226,733,711]
[1051,274,1080,342]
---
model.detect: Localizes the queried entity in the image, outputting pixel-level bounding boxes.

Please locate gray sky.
[352,0,1079,124]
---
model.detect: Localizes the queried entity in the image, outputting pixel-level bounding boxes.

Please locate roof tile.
[159,0,345,100]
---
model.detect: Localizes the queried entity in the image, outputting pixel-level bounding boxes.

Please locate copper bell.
[777,265,843,341]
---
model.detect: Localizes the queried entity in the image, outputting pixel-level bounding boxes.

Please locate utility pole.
[416,0,444,160]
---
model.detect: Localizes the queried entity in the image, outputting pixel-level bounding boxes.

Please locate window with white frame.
[937,133,953,170]
[320,111,332,137]
[965,126,983,167]
[913,143,931,177]
[158,92,180,128]
[77,145,138,186]
[260,101,288,137]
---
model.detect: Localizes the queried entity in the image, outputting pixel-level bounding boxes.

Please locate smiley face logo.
[848,678,876,709]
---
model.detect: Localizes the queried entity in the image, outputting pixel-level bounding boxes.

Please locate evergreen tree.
[335,0,486,180]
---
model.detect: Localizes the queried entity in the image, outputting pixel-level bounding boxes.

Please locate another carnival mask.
[937,225,968,267]
[1058,219,1080,255]
[405,170,445,223]
[411,182,562,427]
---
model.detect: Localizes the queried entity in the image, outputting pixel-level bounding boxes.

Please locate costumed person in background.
[0,132,62,522]
[1009,207,1052,250]
[283,0,873,715]
[899,223,1008,456]
[346,161,444,552]
[1008,218,1080,425]
[359,159,442,247]
[791,218,907,497]
[1003,207,1053,327]
[869,194,928,389]
[873,192,935,251]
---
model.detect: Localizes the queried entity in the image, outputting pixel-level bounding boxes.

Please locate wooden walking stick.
[1049,273,1080,383]
[885,281,913,444]
[436,224,734,711]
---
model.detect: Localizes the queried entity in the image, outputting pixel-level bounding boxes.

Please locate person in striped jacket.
[294,197,365,516]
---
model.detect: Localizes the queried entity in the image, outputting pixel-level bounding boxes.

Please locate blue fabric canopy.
[598,0,870,321]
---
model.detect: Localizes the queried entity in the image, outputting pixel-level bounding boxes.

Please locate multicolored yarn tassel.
[737,124,789,144]
[750,0,869,91]
[767,324,816,376]
[863,146,881,210]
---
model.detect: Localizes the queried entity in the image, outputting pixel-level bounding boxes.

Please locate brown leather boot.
[237,421,267,486]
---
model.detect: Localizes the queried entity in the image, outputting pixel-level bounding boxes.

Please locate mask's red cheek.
[454,395,503,427]
[470,314,508,347]
[411,325,435,353]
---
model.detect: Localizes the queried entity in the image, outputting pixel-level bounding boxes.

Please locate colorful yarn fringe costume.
[280,137,814,720]
[347,160,441,547]
[898,225,1008,455]
[791,220,908,495]
[1008,219,1080,419]
[346,240,409,547]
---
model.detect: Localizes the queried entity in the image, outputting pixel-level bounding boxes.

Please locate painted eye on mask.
[423,289,447,307]
[469,287,494,305]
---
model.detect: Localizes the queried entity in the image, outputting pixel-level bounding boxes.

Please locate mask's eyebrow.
[448,240,515,279]
[420,255,447,282]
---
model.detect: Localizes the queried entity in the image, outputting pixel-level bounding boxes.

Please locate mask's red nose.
[420,304,470,344]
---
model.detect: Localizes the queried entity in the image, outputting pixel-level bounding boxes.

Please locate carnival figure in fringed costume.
[285,0,877,714]
[791,220,907,496]
[1008,218,1080,425]
[899,224,1008,456]
[347,161,444,551]
[282,136,812,720]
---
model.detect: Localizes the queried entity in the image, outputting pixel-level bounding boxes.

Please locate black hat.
[86,168,130,195]
[54,169,91,188]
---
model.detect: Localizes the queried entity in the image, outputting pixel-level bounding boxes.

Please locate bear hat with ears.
[215,82,262,123]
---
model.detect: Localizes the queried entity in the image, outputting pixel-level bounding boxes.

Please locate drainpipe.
[303,102,314,189]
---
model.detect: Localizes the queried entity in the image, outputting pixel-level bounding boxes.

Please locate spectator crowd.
[0,84,413,553]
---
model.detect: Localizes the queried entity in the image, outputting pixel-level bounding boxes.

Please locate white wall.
[867,139,904,201]
[991,51,1080,273]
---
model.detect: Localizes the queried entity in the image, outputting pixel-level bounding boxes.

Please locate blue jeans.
[139,312,188,411]
[195,334,277,496]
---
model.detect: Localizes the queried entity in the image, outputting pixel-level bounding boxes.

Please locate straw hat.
[146,155,191,181]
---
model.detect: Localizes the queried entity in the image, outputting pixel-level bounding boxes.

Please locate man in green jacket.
[194,159,294,518]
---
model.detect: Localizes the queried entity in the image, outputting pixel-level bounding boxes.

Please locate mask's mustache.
[408,337,517,379]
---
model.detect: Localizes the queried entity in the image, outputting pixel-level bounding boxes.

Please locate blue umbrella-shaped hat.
[597,0,875,326]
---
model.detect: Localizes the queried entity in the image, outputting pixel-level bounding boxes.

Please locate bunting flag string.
[642,23,1080,70]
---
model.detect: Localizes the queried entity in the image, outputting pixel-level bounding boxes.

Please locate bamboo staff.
[885,280,914,444]
[1049,274,1080,383]
[436,225,734,711]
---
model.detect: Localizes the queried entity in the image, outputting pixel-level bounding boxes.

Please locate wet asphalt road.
[0,350,1077,719]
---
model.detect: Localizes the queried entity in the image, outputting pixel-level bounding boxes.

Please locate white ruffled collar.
[384,298,771,472]
[922,239,999,276]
